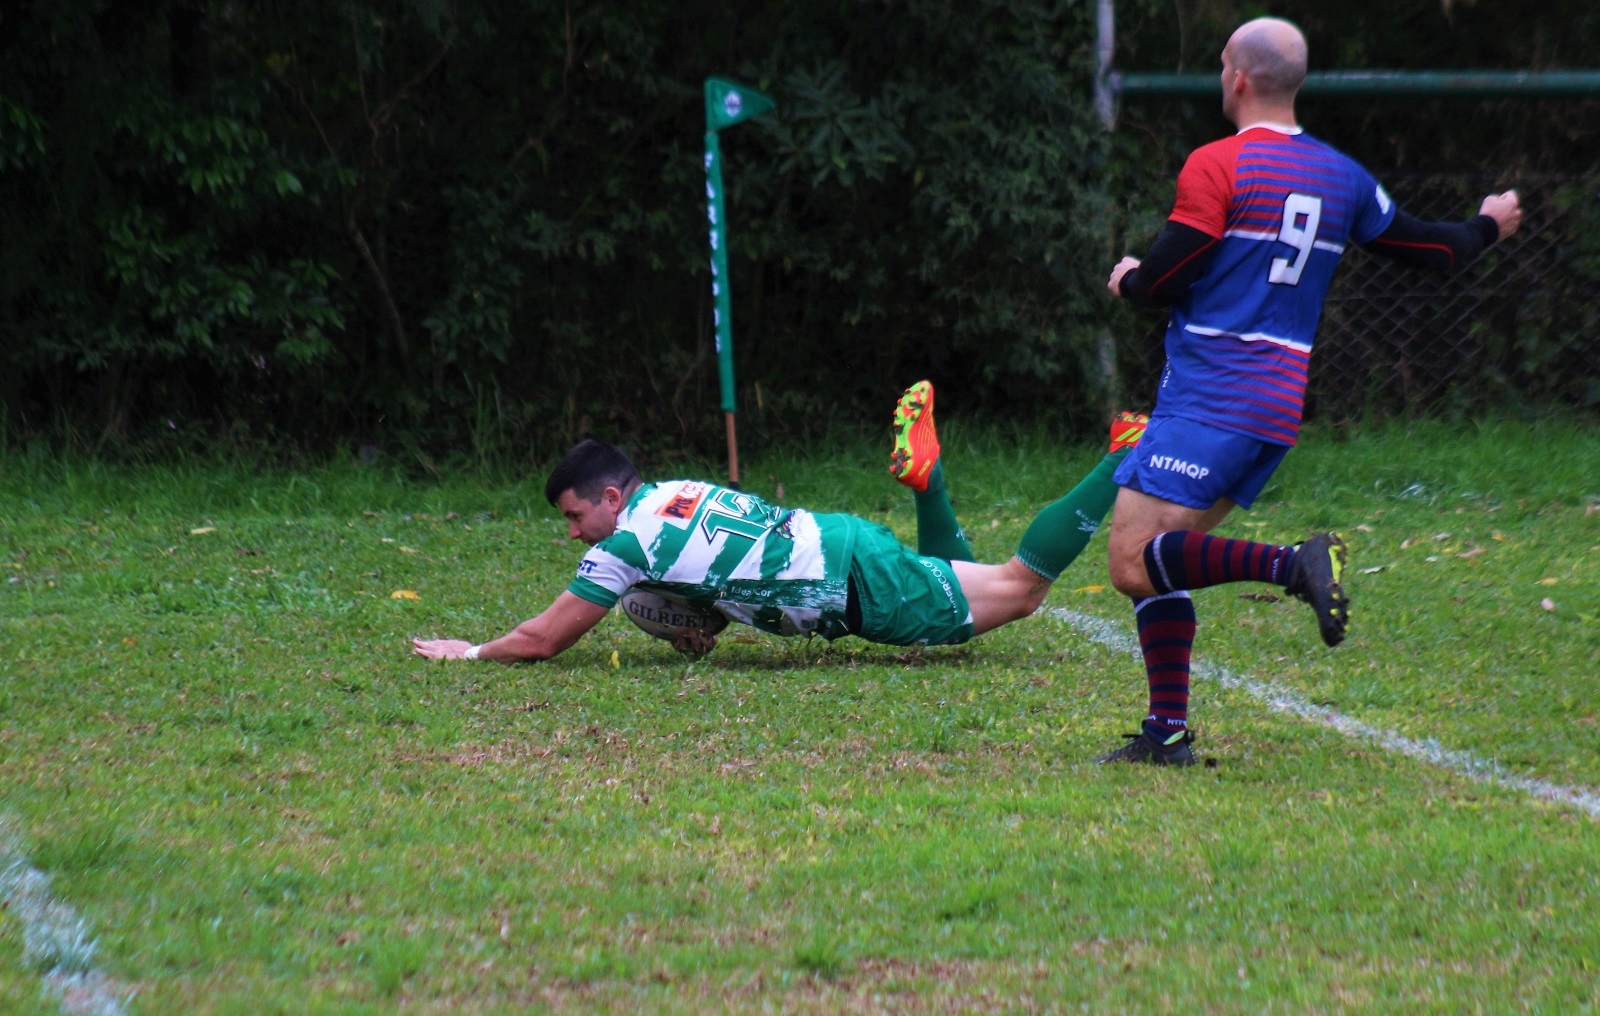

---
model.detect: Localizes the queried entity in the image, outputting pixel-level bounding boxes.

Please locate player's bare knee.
[1003,559,1051,618]
[1108,554,1152,597]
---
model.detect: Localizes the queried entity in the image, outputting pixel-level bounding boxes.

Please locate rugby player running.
[1097,17,1522,766]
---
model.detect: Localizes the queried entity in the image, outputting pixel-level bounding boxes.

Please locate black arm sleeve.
[1360,209,1500,273]
[1117,221,1220,306]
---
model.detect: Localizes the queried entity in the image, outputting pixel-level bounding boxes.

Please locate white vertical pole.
[1095,0,1117,130]
[1094,0,1120,416]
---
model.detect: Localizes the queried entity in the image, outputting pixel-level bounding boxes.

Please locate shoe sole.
[890,382,939,491]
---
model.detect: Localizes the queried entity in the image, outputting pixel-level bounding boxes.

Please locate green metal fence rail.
[1115,70,1600,100]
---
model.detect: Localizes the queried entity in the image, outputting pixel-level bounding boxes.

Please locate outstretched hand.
[1479,190,1522,241]
[413,637,475,660]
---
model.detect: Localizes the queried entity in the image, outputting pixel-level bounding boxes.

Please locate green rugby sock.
[1015,449,1128,581]
[914,460,974,562]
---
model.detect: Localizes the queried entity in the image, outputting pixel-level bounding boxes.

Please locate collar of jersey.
[621,482,654,519]
[1236,121,1303,136]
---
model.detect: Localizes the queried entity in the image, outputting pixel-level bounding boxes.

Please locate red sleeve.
[1166,137,1239,239]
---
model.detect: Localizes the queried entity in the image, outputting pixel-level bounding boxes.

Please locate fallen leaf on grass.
[1359,566,1385,574]
[610,650,620,669]
[1400,539,1413,549]
[1425,556,1440,562]
[1492,532,1507,541]
[1457,547,1486,559]
[1541,598,1556,611]
[390,589,420,600]
[1238,591,1281,602]
[1433,532,1452,541]
[398,546,419,554]
[1074,585,1106,594]
[189,526,216,535]
[1537,577,1559,586]
[1356,524,1375,532]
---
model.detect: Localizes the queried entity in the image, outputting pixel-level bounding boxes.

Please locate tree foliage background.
[2,0,1598,462]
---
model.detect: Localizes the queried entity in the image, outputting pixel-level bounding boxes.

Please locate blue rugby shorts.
[1111,415,1290,510]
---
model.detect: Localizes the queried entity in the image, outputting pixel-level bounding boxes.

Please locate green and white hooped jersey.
[567,480,859,639]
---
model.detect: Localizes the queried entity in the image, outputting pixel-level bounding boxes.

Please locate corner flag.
[703,77,774,487]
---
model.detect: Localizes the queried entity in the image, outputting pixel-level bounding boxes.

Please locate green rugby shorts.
[847,520,974,647]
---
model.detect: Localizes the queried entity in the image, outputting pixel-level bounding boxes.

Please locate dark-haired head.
[544,440,642,506]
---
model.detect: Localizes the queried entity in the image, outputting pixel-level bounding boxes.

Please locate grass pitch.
[2,420,1598,1013]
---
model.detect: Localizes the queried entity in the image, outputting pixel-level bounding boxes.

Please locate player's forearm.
[1363,210,1499,272]
[492,593,609,661]
[481,620,573,662]
[1117,221,1219,305]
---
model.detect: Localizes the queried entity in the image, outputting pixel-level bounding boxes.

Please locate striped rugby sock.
[1143,530,1297,594]
[1134,592,1195,740]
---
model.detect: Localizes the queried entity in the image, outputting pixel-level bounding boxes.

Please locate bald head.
[1226,18,1307,99]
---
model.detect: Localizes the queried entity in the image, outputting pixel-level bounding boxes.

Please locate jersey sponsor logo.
[1149,454,1211,481]
[772,510,796,540]
[577,558,600,575]
[656,482,708,521]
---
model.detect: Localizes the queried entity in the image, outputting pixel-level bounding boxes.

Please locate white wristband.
[464,644,481,660]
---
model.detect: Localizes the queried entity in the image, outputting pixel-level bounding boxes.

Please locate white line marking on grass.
[0,818,129,1016]
[1051,609,1600,819]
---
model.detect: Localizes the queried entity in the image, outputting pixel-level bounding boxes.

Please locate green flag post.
[703,77,774,487]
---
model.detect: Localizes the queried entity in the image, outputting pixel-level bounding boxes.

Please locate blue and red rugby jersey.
[1154,125,1394,445]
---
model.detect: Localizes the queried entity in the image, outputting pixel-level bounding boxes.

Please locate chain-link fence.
[1129,174,1600,420]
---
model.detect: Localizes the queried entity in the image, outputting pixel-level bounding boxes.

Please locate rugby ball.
[618,588,729,641]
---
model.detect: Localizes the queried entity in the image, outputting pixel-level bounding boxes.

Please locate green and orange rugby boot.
[889,381,940,493]
[1109,411,1150,454]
